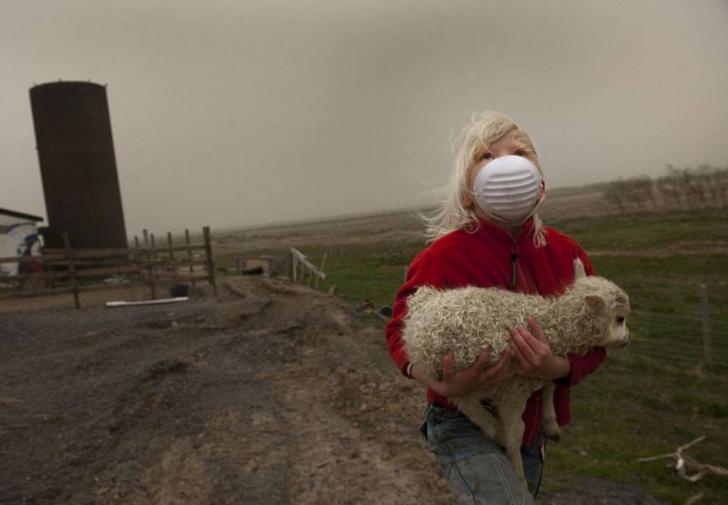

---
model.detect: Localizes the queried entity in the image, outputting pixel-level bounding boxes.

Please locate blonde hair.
[421,111,547,247]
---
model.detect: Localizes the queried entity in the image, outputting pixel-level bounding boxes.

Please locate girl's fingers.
[527,318,547,342]
[516,325,541,356]
[481,350,509,380]
[442,352,455,381]
[490,352,512,380]
[472,346,493,371]
[509,326,536,365]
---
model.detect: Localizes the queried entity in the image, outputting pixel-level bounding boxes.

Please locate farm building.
[0,207,43,277]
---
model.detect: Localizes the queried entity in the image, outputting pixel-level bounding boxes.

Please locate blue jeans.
[421,404,544,504]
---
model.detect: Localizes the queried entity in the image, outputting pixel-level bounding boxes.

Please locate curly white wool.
[404,276,623,379]
[402,272,630,486]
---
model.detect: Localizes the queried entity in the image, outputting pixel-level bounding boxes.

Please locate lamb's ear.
[573,257,587,281]
[585,294,606,312]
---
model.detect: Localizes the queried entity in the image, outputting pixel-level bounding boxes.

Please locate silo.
[30,81,128,249]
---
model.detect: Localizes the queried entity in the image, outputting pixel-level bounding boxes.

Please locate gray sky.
[2,0,727,235]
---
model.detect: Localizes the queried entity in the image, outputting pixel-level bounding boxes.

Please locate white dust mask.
[473,154,544,226]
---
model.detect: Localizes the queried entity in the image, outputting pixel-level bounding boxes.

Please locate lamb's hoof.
[545,427,561,442]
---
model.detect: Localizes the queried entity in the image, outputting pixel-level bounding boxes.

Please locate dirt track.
[0,276,455,504]
[1,276,665,504]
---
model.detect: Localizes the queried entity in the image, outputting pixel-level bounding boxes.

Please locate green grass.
[301,208,728,314]
[213,208,728,503]
[301,207,728,504]
[553,208,728,252]
[546,354,728,504]
[314,242,425,309]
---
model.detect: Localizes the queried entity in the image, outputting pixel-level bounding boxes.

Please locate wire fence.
[284,248,728,379]
[619,310,728,374]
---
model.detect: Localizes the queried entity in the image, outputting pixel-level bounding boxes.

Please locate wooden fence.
[0,226,218,309]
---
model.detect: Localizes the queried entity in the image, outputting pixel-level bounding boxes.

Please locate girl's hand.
[412,346,511,399]
[508,318,571,380]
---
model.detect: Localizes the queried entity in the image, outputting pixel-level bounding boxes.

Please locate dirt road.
[1,276,454,504]
[1,276,665,504]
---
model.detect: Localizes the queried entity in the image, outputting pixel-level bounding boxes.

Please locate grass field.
[285,207,728,504]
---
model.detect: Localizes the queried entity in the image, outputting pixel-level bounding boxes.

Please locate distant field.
[213,201,728,504]
[212,187,611,259]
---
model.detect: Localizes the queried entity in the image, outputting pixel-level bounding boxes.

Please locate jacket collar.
[474,216,535,248]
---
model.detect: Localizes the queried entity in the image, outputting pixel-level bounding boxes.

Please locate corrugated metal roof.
[0,207,44,222]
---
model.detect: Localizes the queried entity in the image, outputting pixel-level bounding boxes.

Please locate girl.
[385,111,606,504]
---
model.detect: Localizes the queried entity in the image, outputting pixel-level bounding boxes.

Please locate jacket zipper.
[510,240,518,290]
[509,228,524,291]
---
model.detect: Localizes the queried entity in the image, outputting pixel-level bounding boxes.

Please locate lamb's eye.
[616,317,625,324]
[514,149,529,157]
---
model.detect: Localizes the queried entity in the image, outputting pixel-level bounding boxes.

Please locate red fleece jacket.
[385,217,607,447]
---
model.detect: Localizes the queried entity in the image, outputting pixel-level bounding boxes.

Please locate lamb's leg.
[497,400,529,488]
[542,382,561,441]
[455,396,499,440]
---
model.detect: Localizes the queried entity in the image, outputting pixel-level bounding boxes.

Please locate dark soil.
[0,276,665,504]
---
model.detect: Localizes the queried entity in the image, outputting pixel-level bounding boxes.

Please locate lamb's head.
[568,276,631,350]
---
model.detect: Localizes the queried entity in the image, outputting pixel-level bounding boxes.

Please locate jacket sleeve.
[575,243,596,278]
[556,347,608,387]
[384,249,449,378]
[555,242,607,387]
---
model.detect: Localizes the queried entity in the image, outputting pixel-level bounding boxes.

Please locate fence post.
[151,233,160,299]
[167,231,177,283]
[62,232,80,309]
[150,233,157,264]
[185,228,196,289]
[143,229,157,299]
[314,252,327,289]
[132,235,141,277]
[701,284,712,368]
[203,226,219,300]
[35,240,46,291]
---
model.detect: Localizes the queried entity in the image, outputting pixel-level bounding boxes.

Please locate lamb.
[403,259,630,486]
